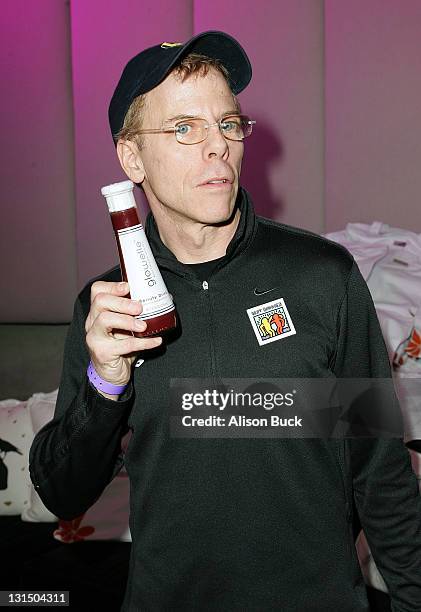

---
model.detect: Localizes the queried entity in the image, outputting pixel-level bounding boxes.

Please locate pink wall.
[1,0,77,322]
[325,0,421,231]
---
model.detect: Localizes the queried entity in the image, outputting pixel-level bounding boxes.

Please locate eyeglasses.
[137,115,256,145]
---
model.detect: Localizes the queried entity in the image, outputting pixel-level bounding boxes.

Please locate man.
[30,31,421,610]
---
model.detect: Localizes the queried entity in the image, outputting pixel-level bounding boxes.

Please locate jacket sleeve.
[29,286,135,520]
[333,261,421,611]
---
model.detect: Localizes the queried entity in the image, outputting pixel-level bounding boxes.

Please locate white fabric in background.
[0,399,32,515]
[325,221,421,287]
[375,305,420,371]
[22,390,59,522]
[366,253,421,311]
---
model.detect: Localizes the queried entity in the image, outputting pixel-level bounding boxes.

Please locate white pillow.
[21,390,58,522]
[53,471,131,543]
[0,399,32,515]
[27,389,58,435]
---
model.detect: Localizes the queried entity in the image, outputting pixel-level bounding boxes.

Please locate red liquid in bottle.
[110,209,177,338]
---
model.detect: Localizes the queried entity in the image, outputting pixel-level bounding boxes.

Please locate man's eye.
[221,117,242,132]
[175,123,192,135]
[221,121,237,132]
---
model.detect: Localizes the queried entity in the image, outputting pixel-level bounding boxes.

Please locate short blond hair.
[114,53,241,148]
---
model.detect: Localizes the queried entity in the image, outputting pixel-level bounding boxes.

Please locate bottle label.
[118,224,174,319]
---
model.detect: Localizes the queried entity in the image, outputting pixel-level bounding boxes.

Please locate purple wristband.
[87,361,127,395]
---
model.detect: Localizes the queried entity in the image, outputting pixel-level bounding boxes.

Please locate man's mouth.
[199,177,233,187]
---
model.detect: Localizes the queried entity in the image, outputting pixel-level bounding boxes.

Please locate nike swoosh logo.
[253,287,278,296]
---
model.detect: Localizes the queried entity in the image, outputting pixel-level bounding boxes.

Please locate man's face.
[135,68,244,227]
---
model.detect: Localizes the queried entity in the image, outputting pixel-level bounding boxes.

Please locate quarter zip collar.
[144,187,258,277]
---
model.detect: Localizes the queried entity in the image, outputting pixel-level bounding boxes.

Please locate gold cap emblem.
[161,42,183,48]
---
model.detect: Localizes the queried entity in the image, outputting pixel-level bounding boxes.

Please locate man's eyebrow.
[164,114,197,124]
[164,110,241,124]
[220,110,242,118]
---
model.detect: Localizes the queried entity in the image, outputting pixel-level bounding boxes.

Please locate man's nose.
[204,122,229,158]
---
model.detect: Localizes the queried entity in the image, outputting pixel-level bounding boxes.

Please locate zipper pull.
[202,281,209,290]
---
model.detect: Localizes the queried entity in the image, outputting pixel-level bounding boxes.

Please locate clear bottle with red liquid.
[101,180,177,337]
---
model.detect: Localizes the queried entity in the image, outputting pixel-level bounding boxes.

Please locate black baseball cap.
[108,30,252,142]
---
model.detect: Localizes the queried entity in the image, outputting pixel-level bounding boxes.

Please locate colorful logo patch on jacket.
[247,298,296,346]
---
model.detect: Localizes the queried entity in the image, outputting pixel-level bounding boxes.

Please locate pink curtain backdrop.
[1,0,78,322]
[325,0,421,231]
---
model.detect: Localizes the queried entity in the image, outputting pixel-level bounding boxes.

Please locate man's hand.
[85,281,162,399]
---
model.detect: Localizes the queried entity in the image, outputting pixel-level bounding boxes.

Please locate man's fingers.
[92,292,142,317]
[90,280,130,304]
[87,333,162,363]
[85,289,143,334]
[119,336,163,356]
[89,311,146,338]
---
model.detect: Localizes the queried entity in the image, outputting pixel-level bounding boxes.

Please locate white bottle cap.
[101,180,136,213]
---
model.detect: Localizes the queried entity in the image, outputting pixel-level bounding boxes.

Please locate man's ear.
[116,139,146,184]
